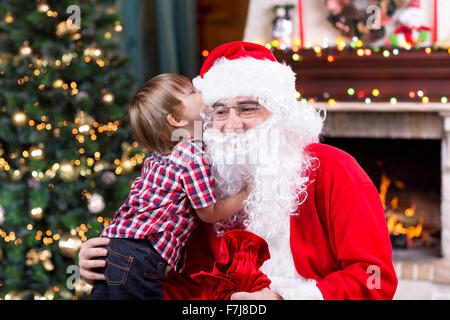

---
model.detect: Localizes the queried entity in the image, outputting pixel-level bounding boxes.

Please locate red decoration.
[298,0,304,48]
[433,0,438,44]
[191,230,271,300]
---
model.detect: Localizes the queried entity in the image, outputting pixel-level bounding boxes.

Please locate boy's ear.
[167,113,188,127]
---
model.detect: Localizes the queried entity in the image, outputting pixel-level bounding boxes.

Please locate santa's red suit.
[163,142,398,300]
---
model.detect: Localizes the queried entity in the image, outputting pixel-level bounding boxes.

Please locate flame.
[405,205,416,217]
[380,173,422,241]
[379,174,391,210]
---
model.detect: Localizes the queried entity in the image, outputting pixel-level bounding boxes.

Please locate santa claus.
[78,41,398,300]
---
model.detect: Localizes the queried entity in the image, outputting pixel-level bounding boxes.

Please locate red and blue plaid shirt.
[102,139,216,271]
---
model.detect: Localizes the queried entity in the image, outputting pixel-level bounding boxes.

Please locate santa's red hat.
[193,41,297,113]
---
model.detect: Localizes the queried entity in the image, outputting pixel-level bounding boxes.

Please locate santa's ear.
[167,113,188,128]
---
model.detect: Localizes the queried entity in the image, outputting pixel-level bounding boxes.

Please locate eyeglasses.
[211,101,262,121]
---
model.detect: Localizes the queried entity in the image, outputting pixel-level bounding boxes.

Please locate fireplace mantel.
[314,102,450,113]
[273,49,450,103]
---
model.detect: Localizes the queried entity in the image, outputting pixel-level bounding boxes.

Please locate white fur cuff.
[269,275,324,300]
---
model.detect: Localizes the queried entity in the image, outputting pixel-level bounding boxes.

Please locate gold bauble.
[29,207,44,221]
[29,145,45,160]
[42,259,54,272]
[4,12,14,24]
[75,110,94,135]
[37,3,50,13]
[55,21,69,38]
[59,161,77,182]
[58,234,82,258]
[5,291,28,300]
[87,193,105,214]
[121,159,133,173]
[44,288,55,300]
[52,79,64,88]
[102,92,115,105]
[12,110,28,126]
[74,279,92,296]
[19,42,32,56]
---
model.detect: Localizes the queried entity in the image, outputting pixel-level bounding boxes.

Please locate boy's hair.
[129,73,193,154]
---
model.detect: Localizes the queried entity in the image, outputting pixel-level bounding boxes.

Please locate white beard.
[204,100,325,299]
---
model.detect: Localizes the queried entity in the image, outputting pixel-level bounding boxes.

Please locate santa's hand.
[230,288,283,300]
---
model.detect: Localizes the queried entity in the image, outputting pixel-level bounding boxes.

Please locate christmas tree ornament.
[101,171,116,185]
[58,234,82,258]
[62,51,77,65]
[74,279,93,296]
[0,205,5,225]
[75,110,95,135]
[11,110,28,126]
[29,145,45,160]
[18,42,32,57]
[4,12,14,24]
[389,0,431,47]
[102,91,115,105]
[52,79,64,89]
[55,21,74,38]
[94,160,108,173]
[28,249,55,272]
[59,161,77,182]
[27,177,41,189]
[84,47,103,58]
[37,2,50,13]
[87,193,105,214]
[4,291,28,300]
[114,21,123,33]
[29,207,44,221]
[26,249,40,266]
[44,288,55,300]
[120,142,134,174]
[11,168,25,181]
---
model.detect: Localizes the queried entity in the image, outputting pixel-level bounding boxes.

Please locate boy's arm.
[195,187,250,223]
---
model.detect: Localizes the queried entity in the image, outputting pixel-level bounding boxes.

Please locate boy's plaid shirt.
[102,139,216,271]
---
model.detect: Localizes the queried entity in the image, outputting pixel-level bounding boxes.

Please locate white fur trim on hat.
[193,57,298,112]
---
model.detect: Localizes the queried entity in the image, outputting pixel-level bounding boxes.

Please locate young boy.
[90,74,251,300]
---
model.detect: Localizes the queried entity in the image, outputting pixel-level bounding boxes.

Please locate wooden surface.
[196,0,249,52]
[313,102,450,113]
[273,49,450,103]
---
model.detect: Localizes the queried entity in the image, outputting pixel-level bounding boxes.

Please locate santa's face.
[211,97,272,132]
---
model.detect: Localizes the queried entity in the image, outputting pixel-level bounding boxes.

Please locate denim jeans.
[90,238,167,300]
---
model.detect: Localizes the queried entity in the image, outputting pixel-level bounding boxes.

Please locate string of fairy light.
[201,37,450,106]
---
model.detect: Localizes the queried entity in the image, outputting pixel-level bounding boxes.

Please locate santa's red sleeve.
[290,143,398,300]
[315,183,398,299]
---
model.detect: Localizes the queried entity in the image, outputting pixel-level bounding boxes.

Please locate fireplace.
[322,137,441,258]
[316,107,450,293]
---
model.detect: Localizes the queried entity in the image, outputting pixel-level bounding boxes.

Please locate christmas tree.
[0,0,143,299]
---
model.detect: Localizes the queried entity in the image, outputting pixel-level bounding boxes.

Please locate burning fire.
[379,174,423,241]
